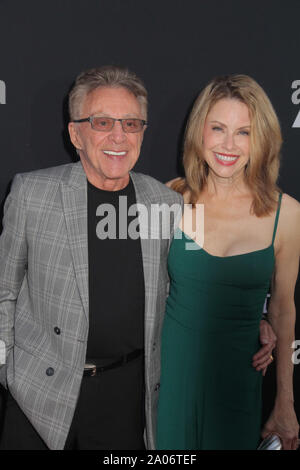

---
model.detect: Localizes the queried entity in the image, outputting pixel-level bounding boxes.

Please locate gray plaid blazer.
[0,161,183,450]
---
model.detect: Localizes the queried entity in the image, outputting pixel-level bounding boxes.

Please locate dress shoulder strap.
[272,192,283,245]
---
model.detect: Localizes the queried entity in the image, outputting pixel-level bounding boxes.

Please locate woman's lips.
[214,152,239,166]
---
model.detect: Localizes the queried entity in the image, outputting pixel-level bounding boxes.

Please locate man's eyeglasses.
[71,116,147,133]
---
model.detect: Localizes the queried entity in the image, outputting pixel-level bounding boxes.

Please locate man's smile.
[103,150,127,156]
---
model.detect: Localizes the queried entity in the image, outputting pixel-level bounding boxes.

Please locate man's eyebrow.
[91,112,141,118]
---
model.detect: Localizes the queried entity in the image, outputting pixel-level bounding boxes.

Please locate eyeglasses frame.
[71,116,147,133]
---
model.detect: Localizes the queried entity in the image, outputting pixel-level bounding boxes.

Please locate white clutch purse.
[257,434,282,450]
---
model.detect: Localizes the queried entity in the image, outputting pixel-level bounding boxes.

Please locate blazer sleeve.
[0,174,28,388]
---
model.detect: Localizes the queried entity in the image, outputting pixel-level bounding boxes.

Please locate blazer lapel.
[130,172,161,359]
[61,162,89,322]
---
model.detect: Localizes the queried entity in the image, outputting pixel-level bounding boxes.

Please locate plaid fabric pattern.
[0,161,183,449]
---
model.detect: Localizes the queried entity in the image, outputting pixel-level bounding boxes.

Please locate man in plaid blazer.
[0,66,183,450]
[0,66,275,450]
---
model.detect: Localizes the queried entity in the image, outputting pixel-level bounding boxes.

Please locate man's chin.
[92,172,131,191]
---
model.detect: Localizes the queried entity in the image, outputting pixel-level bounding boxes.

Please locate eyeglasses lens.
[122,119,143,132]
[91,117,143,133]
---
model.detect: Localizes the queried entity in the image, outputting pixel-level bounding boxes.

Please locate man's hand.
[252,319,277,376]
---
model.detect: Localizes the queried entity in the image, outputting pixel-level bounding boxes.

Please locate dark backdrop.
[0,0,299,441]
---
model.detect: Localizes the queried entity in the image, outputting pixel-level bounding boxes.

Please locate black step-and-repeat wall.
[0,0,299,437]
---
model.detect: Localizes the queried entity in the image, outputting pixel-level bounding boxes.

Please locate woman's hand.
[252,319,276,376]
[262,402,299,450]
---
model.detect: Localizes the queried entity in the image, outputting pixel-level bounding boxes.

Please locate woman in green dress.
[156,75,300,450]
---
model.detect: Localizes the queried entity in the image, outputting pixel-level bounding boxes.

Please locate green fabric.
[156,195,282,450]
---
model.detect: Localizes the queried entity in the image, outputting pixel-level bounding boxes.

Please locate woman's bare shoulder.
[280,193,300,217]
[165,177,183,188]
[278,193,300,238]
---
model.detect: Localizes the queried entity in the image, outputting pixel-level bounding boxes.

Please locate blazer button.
[152,342,156,352]
[154,383,160,391]
[54,327,61,335]
[46,367,54,376]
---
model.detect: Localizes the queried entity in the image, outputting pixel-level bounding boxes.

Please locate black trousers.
[0,356,145,450]
[0,391,49,450]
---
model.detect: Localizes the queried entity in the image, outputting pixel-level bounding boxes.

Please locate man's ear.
[68,122,82,151]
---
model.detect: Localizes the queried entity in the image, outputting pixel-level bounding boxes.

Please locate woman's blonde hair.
[173,74,282,216]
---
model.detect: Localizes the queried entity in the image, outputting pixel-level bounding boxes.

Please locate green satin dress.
[156,194,282,450]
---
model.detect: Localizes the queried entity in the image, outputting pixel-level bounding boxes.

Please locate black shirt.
[86,177,145,361]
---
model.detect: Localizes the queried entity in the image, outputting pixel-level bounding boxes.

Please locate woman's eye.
[212,126,223,131]
[239,130,250,136]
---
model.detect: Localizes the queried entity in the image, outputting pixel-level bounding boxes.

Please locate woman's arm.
[262,194,300,450]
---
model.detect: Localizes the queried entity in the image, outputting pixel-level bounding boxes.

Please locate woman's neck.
[205,171,250,201]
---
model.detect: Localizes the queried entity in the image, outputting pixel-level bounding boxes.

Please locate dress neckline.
[177,228,274,259]
[176,192,282,260]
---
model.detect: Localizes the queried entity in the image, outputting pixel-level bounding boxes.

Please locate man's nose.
[108,120,126,143]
